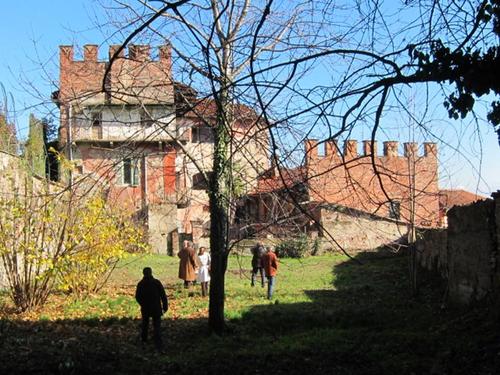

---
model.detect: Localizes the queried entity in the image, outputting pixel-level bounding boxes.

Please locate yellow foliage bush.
[57,196,148,296]
[0,168,148,310]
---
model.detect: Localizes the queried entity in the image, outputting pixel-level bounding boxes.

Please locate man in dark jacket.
[250,242,265,287]
[135,267,169,351]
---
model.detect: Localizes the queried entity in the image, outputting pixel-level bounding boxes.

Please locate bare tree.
[91,0,499,332]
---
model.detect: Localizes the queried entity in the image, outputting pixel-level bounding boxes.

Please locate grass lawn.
[0,251,499,374]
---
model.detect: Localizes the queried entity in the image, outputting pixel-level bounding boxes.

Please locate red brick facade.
[305,139,440,227]
[57,44,176,214]
[56,44,269,252]
[249,139,441,233]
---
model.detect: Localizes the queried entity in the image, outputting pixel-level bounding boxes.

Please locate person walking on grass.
[262,246,278,299]
[250,242,265,287]
[178,240,197,288]
[135,267,169,352]
[196,246,211,297]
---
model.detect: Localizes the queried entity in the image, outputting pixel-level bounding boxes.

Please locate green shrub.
[275,235,310,258]
[311,237,321,256]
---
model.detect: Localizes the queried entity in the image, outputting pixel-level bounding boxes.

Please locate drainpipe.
[142,154,148,208]
[68,103,73,187]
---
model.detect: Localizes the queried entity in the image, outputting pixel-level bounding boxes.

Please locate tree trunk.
[208,221,228,333]
[208,82,231,334]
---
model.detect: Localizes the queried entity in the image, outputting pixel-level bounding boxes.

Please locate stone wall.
[447,198,497,303]
[147,203,178,255]
[417,192,499,304]
[319,206,409,252]
[415,228,447,275]
[0,152,64,288]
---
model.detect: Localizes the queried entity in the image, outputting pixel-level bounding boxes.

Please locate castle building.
[303,139,440,227]
[54,44,268,253]
[241,139,441,251]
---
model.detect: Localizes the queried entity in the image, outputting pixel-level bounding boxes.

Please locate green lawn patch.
[0,251,498,374]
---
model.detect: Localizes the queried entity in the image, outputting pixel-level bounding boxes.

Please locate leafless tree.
[88,0,498,331]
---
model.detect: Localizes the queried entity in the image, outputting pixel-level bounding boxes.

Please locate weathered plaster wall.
[417,193,499,304]
[147,204,178,254]
[447,199,497,303]
[319,206,409,252]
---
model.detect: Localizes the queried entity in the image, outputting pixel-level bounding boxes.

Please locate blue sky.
[0,1,498,195]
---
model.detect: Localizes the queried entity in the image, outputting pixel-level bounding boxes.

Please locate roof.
[439,189,487,211]
[180,98,259,123]
[173,82,260,125]
[252,167,306,194]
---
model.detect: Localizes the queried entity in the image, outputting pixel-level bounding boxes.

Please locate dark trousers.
[141,313,163,350]
[201,282,209,297]
[251,267,265,287]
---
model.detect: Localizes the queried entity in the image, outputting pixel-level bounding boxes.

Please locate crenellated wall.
[305,139,440,227]
[58,43,172,105]
[58,44,174,145]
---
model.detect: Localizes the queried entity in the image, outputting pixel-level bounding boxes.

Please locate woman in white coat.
[196,247,211,297]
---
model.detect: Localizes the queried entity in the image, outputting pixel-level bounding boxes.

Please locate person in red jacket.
[261,246,278,299]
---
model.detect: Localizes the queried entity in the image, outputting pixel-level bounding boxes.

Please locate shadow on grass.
[234,250,500,375]
[0,313,212,375]
[1,251,499,374]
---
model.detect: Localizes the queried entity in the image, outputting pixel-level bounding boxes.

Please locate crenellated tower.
[56,44,174,146]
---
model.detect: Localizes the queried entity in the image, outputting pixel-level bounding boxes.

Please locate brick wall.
[305,139,440,227]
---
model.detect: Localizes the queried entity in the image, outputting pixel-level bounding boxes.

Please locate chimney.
[60,45,74,65]
[424,142,437,157]
[129,44,150,61]
[363,140,378,156]
[109,45,125,60]
[305,139,318,164]
[159,44,171,62]
[344,140,358,158]
[159,43,172,76]
[325,139,338,157]
[270,155,278,177]
[84,44,98,61]
[404,142,418,158]
[383,141,399,158]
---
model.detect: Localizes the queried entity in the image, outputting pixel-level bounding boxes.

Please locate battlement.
[60,44,172,63]
[58,43,173,107]
[305,139,437,160]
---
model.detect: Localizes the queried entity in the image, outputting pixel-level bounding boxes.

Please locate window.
[91,112,102,127]
[91,112,102,139]
[191,126,214,143]
[140,109,153,127]
[192,172,212,190]
[122,158,140,186]
[388,200,401,220]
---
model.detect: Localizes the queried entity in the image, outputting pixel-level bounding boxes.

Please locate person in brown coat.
[261,246,278,299]
[178,240,197,288]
